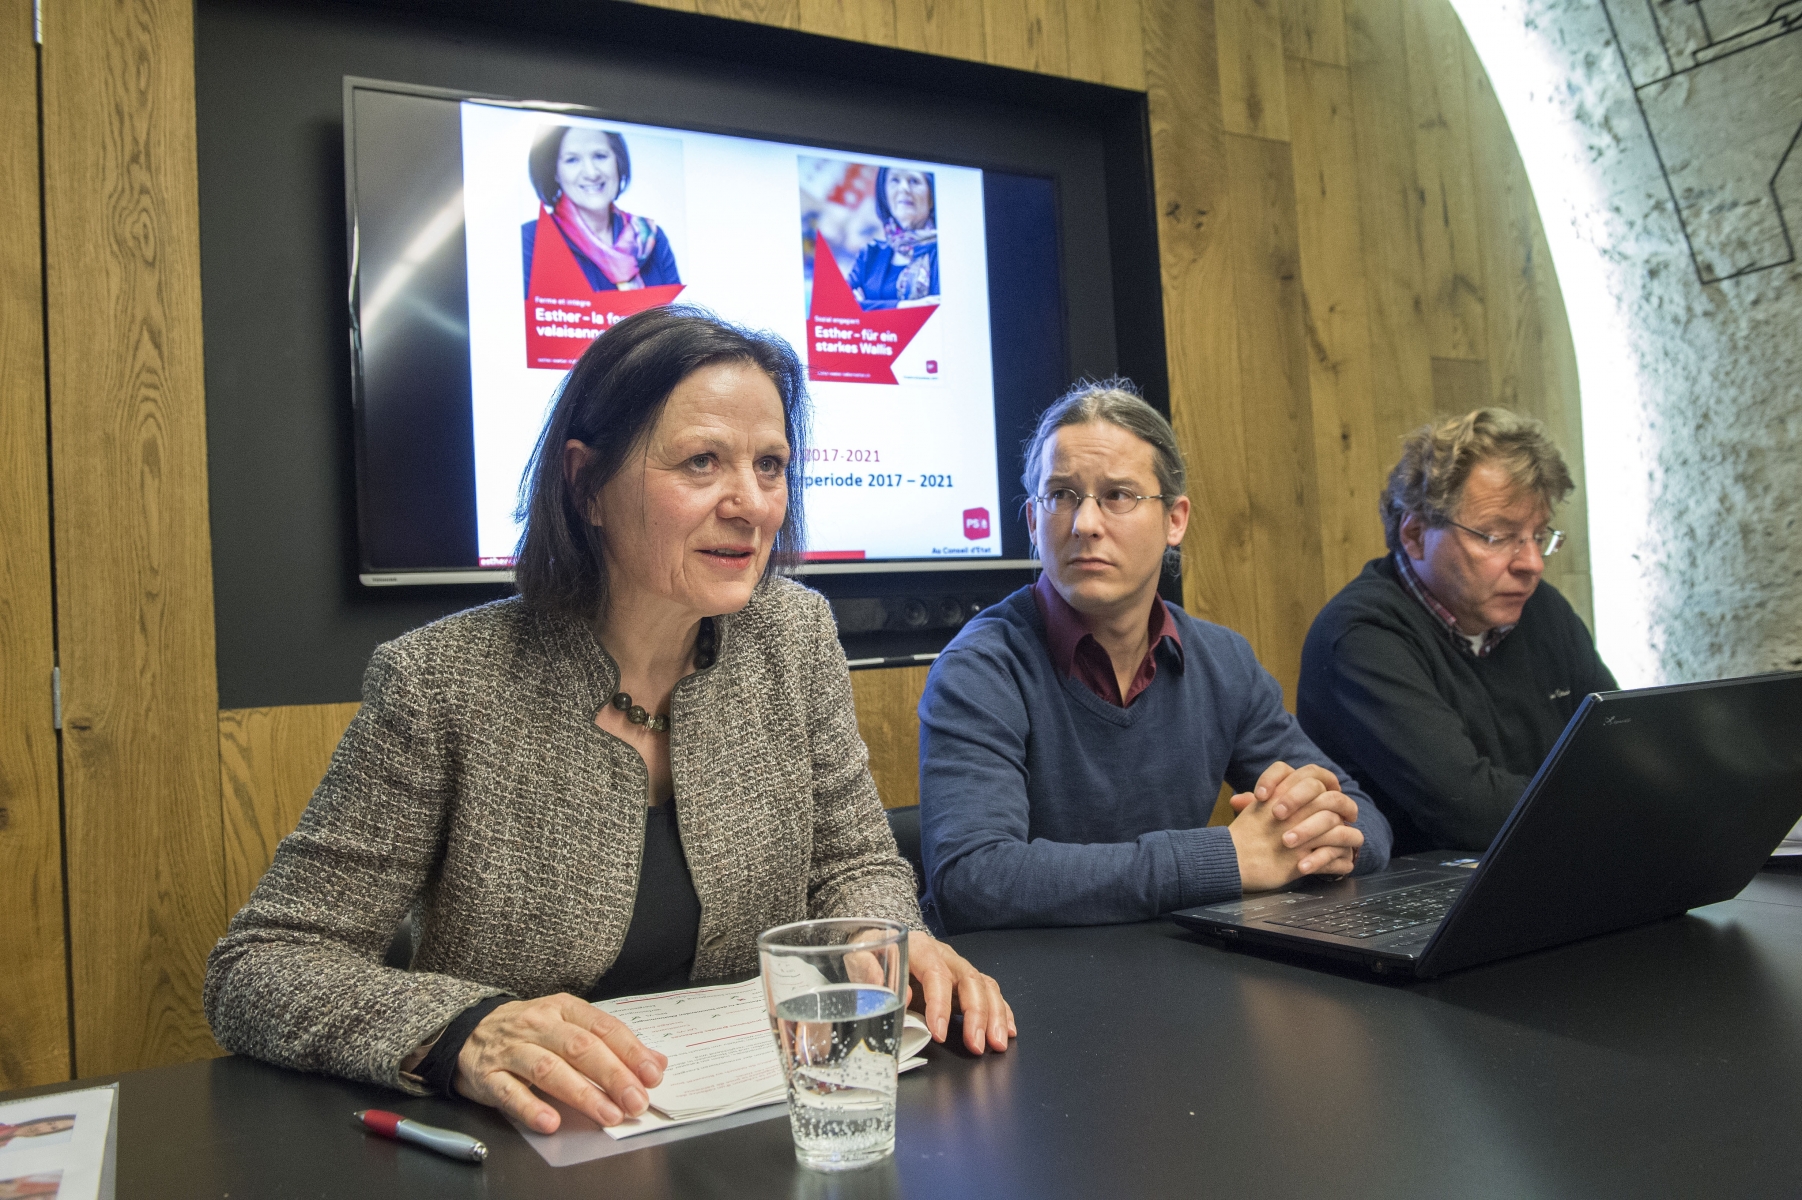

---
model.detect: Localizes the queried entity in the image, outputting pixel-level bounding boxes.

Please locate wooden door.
[0,0,72,1091]
[39,0,226,1078]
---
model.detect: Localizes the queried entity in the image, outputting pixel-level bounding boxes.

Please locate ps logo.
[963,507,990,540]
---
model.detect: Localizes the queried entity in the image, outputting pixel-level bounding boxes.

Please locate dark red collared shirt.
[1031,574,1184,707]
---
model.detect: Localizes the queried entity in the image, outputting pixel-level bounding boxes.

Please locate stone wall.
[1452,0,1801,685]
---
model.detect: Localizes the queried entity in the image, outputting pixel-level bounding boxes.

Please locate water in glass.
[772,983,903,1170]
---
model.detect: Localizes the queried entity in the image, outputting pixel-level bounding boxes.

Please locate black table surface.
[12,867,1802,1199]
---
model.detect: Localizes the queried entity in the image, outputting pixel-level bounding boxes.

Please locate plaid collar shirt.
[1393,551,1515,658]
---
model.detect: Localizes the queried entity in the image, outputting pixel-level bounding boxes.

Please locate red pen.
[354,1109,488,1164]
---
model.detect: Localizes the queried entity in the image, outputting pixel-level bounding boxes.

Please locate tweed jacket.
[203,577,924,1095]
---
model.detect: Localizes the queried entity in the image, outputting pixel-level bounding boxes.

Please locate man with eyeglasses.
[1297,408,1616,856]
[915,381,1391,933]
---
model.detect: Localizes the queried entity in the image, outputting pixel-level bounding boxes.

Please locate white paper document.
[598,980,929,1135]
[0,1085,116,1200]
[511,980,929,1165]
[601,980,787,1126]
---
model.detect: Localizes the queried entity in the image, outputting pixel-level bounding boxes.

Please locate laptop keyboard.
[1268,878,1466,940]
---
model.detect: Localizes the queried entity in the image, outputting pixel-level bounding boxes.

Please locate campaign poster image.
[797,153,1002,560]
[517,124,688,371]
[461,104,688,565]
[799,157,941,387]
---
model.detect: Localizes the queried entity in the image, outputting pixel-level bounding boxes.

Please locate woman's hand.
[454,994,668,1132]
[906,932,1015,1055]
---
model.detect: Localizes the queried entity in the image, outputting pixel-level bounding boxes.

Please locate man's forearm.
[932,826,1239,931]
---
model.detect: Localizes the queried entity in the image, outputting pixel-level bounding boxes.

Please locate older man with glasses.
[916,381,1391,934]
[1298,408,1616,856]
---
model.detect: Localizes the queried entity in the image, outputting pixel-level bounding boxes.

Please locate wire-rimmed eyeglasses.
[1445,519,1564,558]
[1035,488,1169,516]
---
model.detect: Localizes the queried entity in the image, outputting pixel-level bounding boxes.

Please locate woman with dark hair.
[204,307,1012,1135]
[522,124,680,295]
[847,167,938,310]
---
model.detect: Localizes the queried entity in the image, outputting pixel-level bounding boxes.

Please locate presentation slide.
[458,101,1002,567]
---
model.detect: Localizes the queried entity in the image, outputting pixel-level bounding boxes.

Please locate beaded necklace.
[606,618,716,734]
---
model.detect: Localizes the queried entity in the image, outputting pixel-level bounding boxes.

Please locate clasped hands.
[1226,761,1364,892]
[454,932,1013,1133]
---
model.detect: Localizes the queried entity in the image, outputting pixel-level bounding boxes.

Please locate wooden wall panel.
[1065,0,1145,90]
[1463,44,1547,422]
[0,0,72,1091]
[1343,0,1436,460]
[799,0,900,42]
[1430,355,1492,413]
[892,0,988,61]
[1323,1,1587,626]
[982,0,1069,75]
[1286,55,1387,593]
[1402,0,1485,362]
[1216,0,1291,142]
[1140,0,1261,645]
[40,0,226,1076]
[219,704,359,916]
[849,667,932,809]
[698,0,802,25]
[1225,131,1327,703]
[1281,0,1346,65]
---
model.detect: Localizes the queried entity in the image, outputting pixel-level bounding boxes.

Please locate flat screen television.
[345,77,1080,586]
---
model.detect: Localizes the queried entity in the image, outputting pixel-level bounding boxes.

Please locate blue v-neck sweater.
[917,586,1392,933]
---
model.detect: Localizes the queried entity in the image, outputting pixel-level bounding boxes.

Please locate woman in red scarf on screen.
[522,125,681,296]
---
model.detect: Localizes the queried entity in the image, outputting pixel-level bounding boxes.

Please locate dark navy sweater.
[1299,556,1616,855]
[917,586,1392,932]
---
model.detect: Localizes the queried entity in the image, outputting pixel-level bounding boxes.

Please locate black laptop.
[1171,671,1802,978]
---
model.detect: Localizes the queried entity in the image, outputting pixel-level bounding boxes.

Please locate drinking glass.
[758,917,909,1172]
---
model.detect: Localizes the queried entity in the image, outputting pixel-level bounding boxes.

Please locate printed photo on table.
[0,1084,117,1200]
[0,1115,74,1155]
